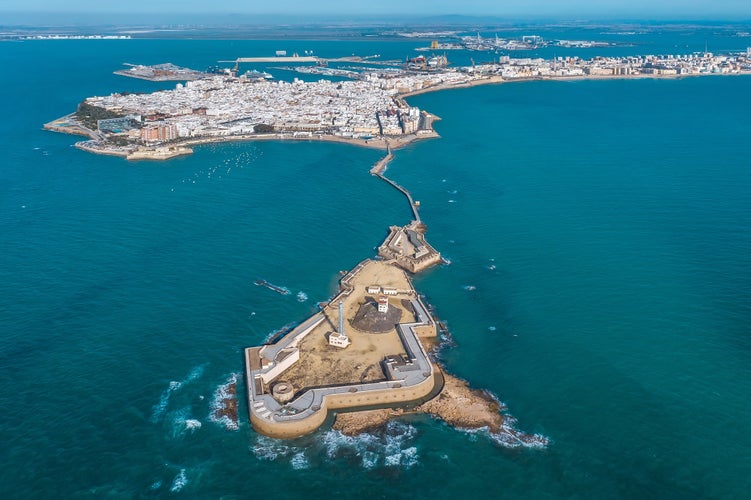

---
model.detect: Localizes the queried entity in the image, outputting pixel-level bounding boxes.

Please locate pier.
[370,148,421,224]
[368,149,441,273]
[220,56,319,64]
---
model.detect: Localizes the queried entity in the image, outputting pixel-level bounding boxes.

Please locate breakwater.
[370,148,421,223]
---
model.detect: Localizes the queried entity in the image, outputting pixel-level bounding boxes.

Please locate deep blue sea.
[1,29,750,498]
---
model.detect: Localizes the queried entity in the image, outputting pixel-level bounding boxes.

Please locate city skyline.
[3,0,751,23]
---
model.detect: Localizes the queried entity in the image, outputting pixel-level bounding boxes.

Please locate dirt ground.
[280,260,416,392]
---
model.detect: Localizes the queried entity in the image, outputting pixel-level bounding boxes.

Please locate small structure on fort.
[328,301,351,348]
[271,381,295,403]
[378,222,442,273]
[351,294,403,333]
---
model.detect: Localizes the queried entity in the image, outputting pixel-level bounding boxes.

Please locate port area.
[114,63,206,81]
[244,259,440,439]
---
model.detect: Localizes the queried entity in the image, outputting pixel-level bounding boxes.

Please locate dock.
[220,56,319,64]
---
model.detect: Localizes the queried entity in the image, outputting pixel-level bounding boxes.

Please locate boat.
[242,69,273,80]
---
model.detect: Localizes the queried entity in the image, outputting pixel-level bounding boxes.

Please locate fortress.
[244,259,443,438]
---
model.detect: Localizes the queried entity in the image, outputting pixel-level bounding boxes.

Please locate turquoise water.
[1,36,751,497]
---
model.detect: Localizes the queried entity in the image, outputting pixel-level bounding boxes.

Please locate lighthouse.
[328,300,350,348]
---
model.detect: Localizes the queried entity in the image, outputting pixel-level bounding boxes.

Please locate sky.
[2,0,750,22]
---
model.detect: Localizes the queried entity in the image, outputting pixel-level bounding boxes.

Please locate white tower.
[329,300,350,348]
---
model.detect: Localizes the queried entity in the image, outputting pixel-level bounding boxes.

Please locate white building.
[378,295,389,313]
[328,331,351,348]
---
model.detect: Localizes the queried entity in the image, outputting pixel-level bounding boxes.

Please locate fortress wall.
[325,374,436,411]
[250,403,329,439]
[412,324,437,338]
[249,373,436,439]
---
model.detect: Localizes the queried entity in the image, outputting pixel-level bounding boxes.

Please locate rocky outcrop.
[332,370,549,448]
[332,371,502,435]
[417,373,504,432]
[333,408,403,436]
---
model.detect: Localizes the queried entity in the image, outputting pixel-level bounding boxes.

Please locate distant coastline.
[45,52,750,161]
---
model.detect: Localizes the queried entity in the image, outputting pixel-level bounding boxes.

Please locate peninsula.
[242,151,546,446]
[41,47,751,444]
[44,51,751,160]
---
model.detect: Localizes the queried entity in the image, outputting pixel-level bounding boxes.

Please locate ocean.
[1,28,750,497]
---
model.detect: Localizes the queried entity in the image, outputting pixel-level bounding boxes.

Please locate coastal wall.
[250,401,329,439]
[249,370,437,439]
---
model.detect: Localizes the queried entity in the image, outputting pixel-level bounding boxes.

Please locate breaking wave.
[251,435,296,461]
[290,451,310,470]
[322,420,419,469]
[458,424,549,449]
[454,408,550,450]
[185,419,202,431]
[264,322,297,343]
[168,407,202,438]
[150,363,208,423]
[249,420,420,470]
[209,373,239,431]
[170,469,187,493]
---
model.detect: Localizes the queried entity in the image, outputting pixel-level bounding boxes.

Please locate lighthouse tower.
[328,300,350,348]
[338,300,346,336]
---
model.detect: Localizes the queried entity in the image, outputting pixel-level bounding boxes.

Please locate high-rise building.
[140,122,177,143]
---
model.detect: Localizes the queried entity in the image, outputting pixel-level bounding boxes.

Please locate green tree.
[254,124,275,134]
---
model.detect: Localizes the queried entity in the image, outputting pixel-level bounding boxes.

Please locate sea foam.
[169,469,187,493]
[321,420,419,470]
[249,420,420,470]
[150,363,207,423]
[209,373,239,431]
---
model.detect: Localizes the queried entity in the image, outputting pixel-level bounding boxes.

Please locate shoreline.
[44,69,749,162]
[319,67,750,444]
[171,130,439,152]
[47,124,442,159]
[332,370,548,447]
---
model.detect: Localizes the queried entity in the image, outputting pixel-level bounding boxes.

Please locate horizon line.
[3,12,751,27]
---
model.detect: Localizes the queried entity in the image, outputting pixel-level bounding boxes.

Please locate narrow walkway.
[370,146,421,223]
